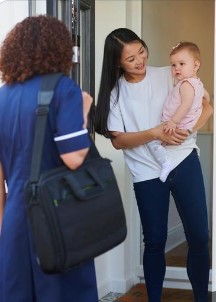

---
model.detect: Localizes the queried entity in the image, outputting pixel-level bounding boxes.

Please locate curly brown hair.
[0,15,73,84]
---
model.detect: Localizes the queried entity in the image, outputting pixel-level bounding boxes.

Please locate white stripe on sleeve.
[54,129,88,142]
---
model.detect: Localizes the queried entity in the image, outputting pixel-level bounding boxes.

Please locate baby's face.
[170,49,200,81]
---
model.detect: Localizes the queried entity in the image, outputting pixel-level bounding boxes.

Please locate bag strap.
[29,73,63,183]
[29,72,101,185]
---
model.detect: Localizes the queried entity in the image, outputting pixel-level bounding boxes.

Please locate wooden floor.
[116,241,212,302]
[116,283,212,302]
[166,240,212,267]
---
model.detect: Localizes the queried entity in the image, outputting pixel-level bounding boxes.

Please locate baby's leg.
[147,141,175,182]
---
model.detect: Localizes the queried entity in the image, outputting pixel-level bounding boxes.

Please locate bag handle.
[29,73,63,184]
[63,167,105,200]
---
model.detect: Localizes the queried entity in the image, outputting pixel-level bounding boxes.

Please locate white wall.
[0,0,46,87]
[0,0,46,44]
[95,0,143,298]
[0,1,28,45]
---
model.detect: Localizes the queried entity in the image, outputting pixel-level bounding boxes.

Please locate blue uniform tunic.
[0,75,98,302]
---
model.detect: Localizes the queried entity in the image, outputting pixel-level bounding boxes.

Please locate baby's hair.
[170,41,201,61]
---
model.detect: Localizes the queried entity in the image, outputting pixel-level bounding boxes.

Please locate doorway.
[140,0,214,289]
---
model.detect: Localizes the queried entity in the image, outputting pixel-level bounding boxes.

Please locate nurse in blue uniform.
[0,15,98,302]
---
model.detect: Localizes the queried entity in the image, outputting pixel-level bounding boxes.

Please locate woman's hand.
[82,91,93,129]
[193,98,213,132]
[154,123,189,145]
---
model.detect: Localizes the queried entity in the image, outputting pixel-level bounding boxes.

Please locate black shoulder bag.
[24,73,127,274]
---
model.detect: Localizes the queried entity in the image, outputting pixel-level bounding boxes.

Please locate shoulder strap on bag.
[29,72,102,186]
[29,73,63,184]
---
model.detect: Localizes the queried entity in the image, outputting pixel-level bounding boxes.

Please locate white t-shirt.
[108,66,199,183]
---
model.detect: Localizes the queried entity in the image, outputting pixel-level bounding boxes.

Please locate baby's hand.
[163,120,177,134]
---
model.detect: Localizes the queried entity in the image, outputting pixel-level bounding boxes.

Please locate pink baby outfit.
[162,77,204,129]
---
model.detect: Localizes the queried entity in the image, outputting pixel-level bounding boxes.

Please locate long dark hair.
[94,28,148,138]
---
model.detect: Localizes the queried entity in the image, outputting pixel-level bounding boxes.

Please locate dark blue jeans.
[134,149,210,302]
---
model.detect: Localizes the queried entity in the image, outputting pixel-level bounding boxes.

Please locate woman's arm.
[111,90,213,150]
[0,162,6,235]
[110,124,188,150]
[192,95,213,133]
[60,148,90,170]
[60,91,93,170]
